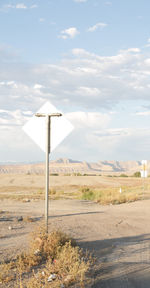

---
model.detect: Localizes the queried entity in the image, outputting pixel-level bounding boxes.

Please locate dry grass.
[23,216,36,222]
[80,186,143,205]
[0,261,16,284]
[0,226,90,288]
[25,242,90,288]
[96,191,140,205]
[0,174,150,204]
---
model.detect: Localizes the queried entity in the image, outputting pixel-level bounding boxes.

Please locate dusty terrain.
[0,173,147,193]
[0,158,146,174]
[1,174,150,287]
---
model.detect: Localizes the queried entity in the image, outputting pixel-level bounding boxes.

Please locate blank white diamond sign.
[23,101,74,152]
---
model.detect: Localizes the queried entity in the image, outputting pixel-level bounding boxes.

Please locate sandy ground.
[0,174,146,190]
[1,198,150,287]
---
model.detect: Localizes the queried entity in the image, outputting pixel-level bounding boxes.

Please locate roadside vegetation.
[0,173,149,204]
[0,227,91,287]
[0,183,149,204]
[80,186,142,205]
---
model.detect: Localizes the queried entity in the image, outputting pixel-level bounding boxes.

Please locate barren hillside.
[0,159,147,175]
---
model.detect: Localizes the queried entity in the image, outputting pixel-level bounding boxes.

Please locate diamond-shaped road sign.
[23,101,74,152]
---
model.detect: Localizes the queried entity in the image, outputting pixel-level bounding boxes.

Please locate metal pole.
[45,115,50,233]
[35,112,62,233]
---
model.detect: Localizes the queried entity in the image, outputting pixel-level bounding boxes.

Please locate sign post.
[35,113,62,232]
[23,101,74,233]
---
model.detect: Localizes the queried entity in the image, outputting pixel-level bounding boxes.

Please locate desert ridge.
[0,158,146,175]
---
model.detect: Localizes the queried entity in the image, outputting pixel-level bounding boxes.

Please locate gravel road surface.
[1,199,150,287]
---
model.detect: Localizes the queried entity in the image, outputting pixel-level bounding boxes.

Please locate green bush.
[74,173,82,176]
[50,173,59,176]
[80,187,95,201]
[119,173,128,177]
[133,171,141,177]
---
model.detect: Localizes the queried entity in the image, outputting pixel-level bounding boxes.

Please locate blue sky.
[1,0,150,162]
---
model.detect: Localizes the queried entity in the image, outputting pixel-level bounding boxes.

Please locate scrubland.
[0,174,149,204]
[1,173,150,287]
[0,227,92,288]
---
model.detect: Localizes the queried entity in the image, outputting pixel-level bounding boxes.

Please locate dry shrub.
[0,227,90,288]
[30,227,76,259]
[26,242,89,288]
[46,242,89,284]
[16,227,75,273]
[49,189,56,195]
[97,191,140,205]
[0,262,16,284]
[23,216,35,222]
[80,187,95,201]
[80,186,141,205]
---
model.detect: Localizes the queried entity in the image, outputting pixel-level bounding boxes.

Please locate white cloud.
[33,83,44,90]
[144,38,150,48]
[0,108,31,126]
[105,1,112,5]
[76,86,100,97]
[66,111,110,129]
[145,44,150,48]
[23,111,33,116]
[135,111,150,116]
[72,48,91,57]
[56,124,150,161]
[39,18,45,22]
[120,48,141,54]
[59,27,79,39]
[16,3,27,9]
[4,4,14,9]
[0,44,19,63]
[74,0,87,2]
[1,46,150,160]
[87,127,150,158]
[30,4,38,9]
[1,46,150,112]
[88,22,107,32]
[3,3,37,10]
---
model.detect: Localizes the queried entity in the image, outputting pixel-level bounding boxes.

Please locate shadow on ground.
[49,211,103,218]
[79,234,150,288]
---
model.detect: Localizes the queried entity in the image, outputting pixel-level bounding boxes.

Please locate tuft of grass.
[80,187,95,201]
[73,173,82,176]
[119,174,128,177]
[50,173,59,176]
[23,216,35,223]
[0,261,16,284]
[96,192,140,205]
[0,226,90,287]
[26,241,89,288]
[80,186,141,205]
[49,188,56,195]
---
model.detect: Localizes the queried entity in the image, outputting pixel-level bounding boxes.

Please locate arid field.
[0,173,149,200]
[1,174,150,287]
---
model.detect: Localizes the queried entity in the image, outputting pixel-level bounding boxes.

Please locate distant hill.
[0,158,146,175]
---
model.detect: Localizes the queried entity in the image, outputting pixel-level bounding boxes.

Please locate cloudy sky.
[1,0,150,162]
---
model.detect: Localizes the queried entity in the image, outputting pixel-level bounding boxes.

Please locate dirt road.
[1,199,150,287]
